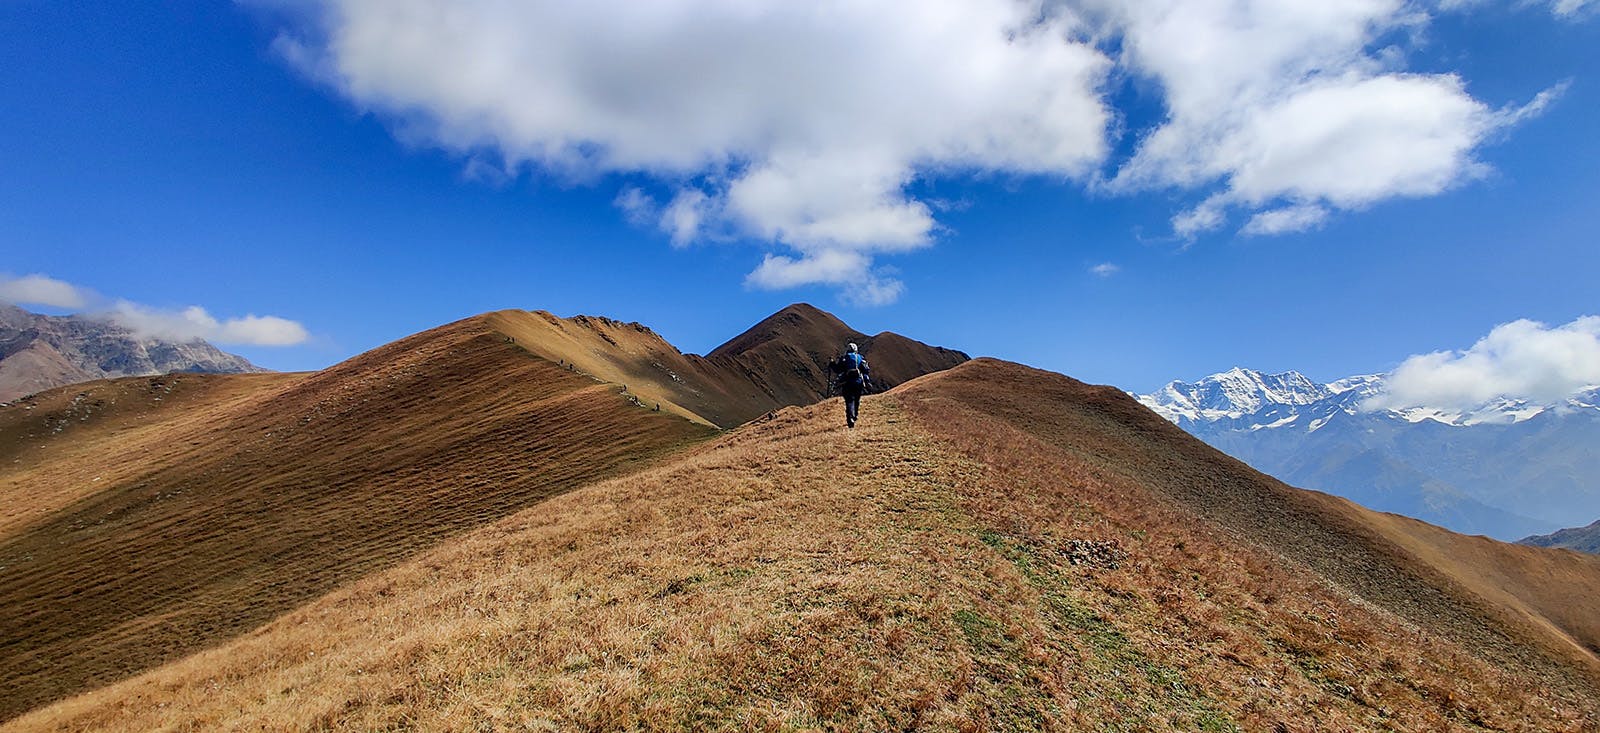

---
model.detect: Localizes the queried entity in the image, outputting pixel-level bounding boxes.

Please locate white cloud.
[1,273,308,347]
[661,189,712,247]
[613,186,656,228]
[270,0,1571,299]
[1440,0,1595,19]
[1089,262,1120,277]
[1367,316,1600,411]
[271,0,1114,304]
[1552,0,1596,17]
[1095,0,1558,237]
[1242,204,1330,236]
[0,274,92,309]
[110,303,310,347]
[745,249,904,306]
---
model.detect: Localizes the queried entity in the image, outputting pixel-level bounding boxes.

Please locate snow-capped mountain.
[1140,368,1597,431]
[1135,368,1600,542]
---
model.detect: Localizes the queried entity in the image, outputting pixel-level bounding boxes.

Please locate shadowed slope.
[897,359,1600,691]
[0,316,713,721]
[11,361,1598,731]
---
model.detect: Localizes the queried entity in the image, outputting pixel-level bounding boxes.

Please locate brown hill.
[0,303,264,402]
[0,304,964,722]
[8,359,1600,731]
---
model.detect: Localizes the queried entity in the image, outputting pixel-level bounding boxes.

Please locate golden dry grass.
[0,317,713,721]
[10,362,1598,731]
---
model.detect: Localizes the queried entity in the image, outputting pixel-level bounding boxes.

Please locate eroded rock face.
[0,304,264,402]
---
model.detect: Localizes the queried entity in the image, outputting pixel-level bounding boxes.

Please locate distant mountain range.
[1136,367,1600,542]
[1520,519,1600,554]
[0,303,264,402]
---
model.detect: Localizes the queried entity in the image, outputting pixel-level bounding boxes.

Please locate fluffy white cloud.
[745,249,903,306]
[271,0,1570,300]
[1368,316,1600,411]
[1096,0,1559,237]
[0,274,92,309]
[1,273,308,347]
[110,303,310,346]
[272,0,1113,303]
[1089,262,1120,277]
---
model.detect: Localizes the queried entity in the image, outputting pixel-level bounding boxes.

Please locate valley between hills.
[2,305,1598,731]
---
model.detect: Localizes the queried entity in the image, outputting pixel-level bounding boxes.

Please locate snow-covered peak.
[1137,368,1597,430]
[1139,367,1331,424]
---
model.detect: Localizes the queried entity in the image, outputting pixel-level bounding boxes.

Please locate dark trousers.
[843,391,861,426]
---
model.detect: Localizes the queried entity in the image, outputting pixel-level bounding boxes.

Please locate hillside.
[0,304,963,721]
[1522,519,1600,555]
[0,303,263,402]
[8,359,1600,731]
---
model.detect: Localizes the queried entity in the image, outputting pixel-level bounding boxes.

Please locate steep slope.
[0,303,264,402]
[1522,519,1600,554]
[11,360,1599,731]
[0,315,714,721]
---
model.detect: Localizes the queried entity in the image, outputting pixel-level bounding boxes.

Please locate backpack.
[840,352,865,385]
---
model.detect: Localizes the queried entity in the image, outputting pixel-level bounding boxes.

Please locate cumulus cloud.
[270,0,1113,303]
[744,250,904,306]
[1095,0,1561,238]
[0,273,308,347]
[110,303,311,346]
[1089,262,1120,277]
[0,273,93,309]
[269,0,1571,299]
[1367,316,1600,411]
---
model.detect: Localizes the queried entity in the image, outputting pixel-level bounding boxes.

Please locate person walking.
[835,343,871,429]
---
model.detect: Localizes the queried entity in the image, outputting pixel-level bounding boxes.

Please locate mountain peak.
[706,303,853,359]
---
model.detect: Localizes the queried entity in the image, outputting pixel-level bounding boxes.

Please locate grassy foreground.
[8,366,1597,730]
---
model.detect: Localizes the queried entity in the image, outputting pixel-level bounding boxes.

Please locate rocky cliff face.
[0,304,264,401]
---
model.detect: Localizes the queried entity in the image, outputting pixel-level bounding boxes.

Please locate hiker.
[834,342,871,429]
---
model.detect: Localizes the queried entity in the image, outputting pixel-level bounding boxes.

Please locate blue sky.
[2,1,1597,394]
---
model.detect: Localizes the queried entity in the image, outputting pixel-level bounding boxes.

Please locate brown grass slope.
[899,360,1600,692]
[487,303,967,428]
[0,315,714,722]
[12,359,1599,731]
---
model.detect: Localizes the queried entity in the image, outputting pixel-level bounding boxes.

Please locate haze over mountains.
[3,305,1598,730]
[1137,367,1600,542]
[0,303,263,402]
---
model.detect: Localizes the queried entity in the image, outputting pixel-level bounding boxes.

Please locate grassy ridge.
[0,318,712,721]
